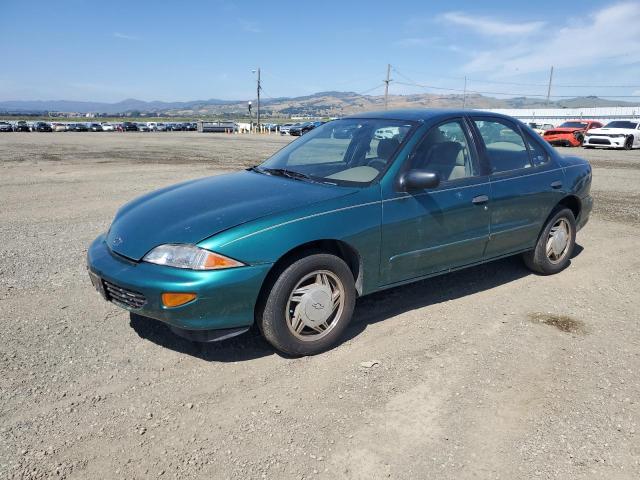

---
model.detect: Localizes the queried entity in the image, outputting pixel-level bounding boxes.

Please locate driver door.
[380,118,491,285]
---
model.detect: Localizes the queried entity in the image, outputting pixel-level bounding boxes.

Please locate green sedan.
[87,109,593,355]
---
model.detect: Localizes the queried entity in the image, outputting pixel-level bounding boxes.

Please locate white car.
[527,122,554,136]
[583,120,640,149]
[101,122,115,132]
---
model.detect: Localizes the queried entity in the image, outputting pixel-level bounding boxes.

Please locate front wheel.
[624,136,634,150]
[258,253,356,356]
[523,208,576,275]
[574,133,584,145]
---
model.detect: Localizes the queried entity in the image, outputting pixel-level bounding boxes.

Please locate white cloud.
[440,11,545,36]
[461,2,640,75]
[113,32,138,40]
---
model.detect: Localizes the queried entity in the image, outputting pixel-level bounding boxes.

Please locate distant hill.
[1,92,638,117]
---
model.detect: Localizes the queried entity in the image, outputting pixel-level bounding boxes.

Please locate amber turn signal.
[203,253,244,269]
[162,292,197,308]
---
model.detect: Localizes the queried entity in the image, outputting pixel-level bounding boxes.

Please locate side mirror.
[399,169,440,191]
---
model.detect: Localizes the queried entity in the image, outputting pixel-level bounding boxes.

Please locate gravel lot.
[1,132,640,479]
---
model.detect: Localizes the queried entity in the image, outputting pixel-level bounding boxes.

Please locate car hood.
[587,127,634,135]
[106,170,356,260]
[545,127,585,134]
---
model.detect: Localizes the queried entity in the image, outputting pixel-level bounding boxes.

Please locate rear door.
[470,117,565,258]
[380,117,491,285]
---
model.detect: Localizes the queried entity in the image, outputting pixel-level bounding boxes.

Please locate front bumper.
[87,234,272,331]
[544,135,581,147]
[584,136,625,148]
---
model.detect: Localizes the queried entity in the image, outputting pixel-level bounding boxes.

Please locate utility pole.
[256,67,261,128]
[546,66,554,106]
[383,64,392,110]
[462,76,467,109]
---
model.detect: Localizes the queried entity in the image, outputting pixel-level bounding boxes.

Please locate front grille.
[588,138,611,145]
[103,280,147,309]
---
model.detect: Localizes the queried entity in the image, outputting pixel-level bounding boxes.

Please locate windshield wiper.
[260,168,315,182]
[266,168,309,180]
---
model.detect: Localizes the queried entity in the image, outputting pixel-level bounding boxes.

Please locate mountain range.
[1,92,637,117]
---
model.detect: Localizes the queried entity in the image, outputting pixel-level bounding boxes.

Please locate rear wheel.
[523,208,576,275]
[258,253,356,356]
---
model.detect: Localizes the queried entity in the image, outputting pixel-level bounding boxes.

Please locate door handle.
[550,180,563,189]
[472,195,489,205]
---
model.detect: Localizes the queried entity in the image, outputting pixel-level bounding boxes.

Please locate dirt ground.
[1,132,639,479]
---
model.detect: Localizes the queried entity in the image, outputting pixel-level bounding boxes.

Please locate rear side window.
[473,119,531,173]
[524,131,549,166]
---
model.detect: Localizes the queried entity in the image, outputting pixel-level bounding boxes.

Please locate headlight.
[143,244,245,270]
[608,134,624,138]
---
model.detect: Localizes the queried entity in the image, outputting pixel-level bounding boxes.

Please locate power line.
[394,80,640,98]
[389,66,640,89]
[391,67,640,98]
[356,84,386,96]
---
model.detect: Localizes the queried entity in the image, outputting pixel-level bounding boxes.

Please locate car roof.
[343,108,520,123]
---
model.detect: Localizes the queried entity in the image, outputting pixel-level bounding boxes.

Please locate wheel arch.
[556,195,581,221]
[255,239,363,319]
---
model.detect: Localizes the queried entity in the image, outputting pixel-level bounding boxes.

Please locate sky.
[2,0,640,103]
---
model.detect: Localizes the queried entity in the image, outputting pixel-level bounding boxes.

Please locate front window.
[258,118,416,185]
[559,121,588,128]
[409,120,478,181]
[604,121,638,129]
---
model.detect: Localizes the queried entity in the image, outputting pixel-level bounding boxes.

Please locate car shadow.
[129,313,275,362]
[130,244,584,361]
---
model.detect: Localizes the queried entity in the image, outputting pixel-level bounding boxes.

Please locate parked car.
[122,122,138,131]
[289,122,323,136]
[279,123,294,135]
[156,123,167,132]
[68,123,89,132]
[542,120,602,147]
[0,121,13,132]
[14,121,30,132]
[137,123,150,132]
[199,121,236,133]
[51,122,68,132]
[185,122,197,131]
[87,110,592,355]
[89,123,103,132]
[101,123,115,132]
[34,122,53,132]
[527,122,554,136]
[166,123,182,131]
[583,120,640,150]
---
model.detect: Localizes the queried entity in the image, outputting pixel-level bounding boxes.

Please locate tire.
[574,133,584,145]
[257,253,356,356]
[523,208,576,275]
[624,136,633,150]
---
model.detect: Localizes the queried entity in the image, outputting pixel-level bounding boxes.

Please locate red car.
[543,120,603,147]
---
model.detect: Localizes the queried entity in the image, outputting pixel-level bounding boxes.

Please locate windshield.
[559,121,588,128]
[604,121,638,129]
[258,118,416,185]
